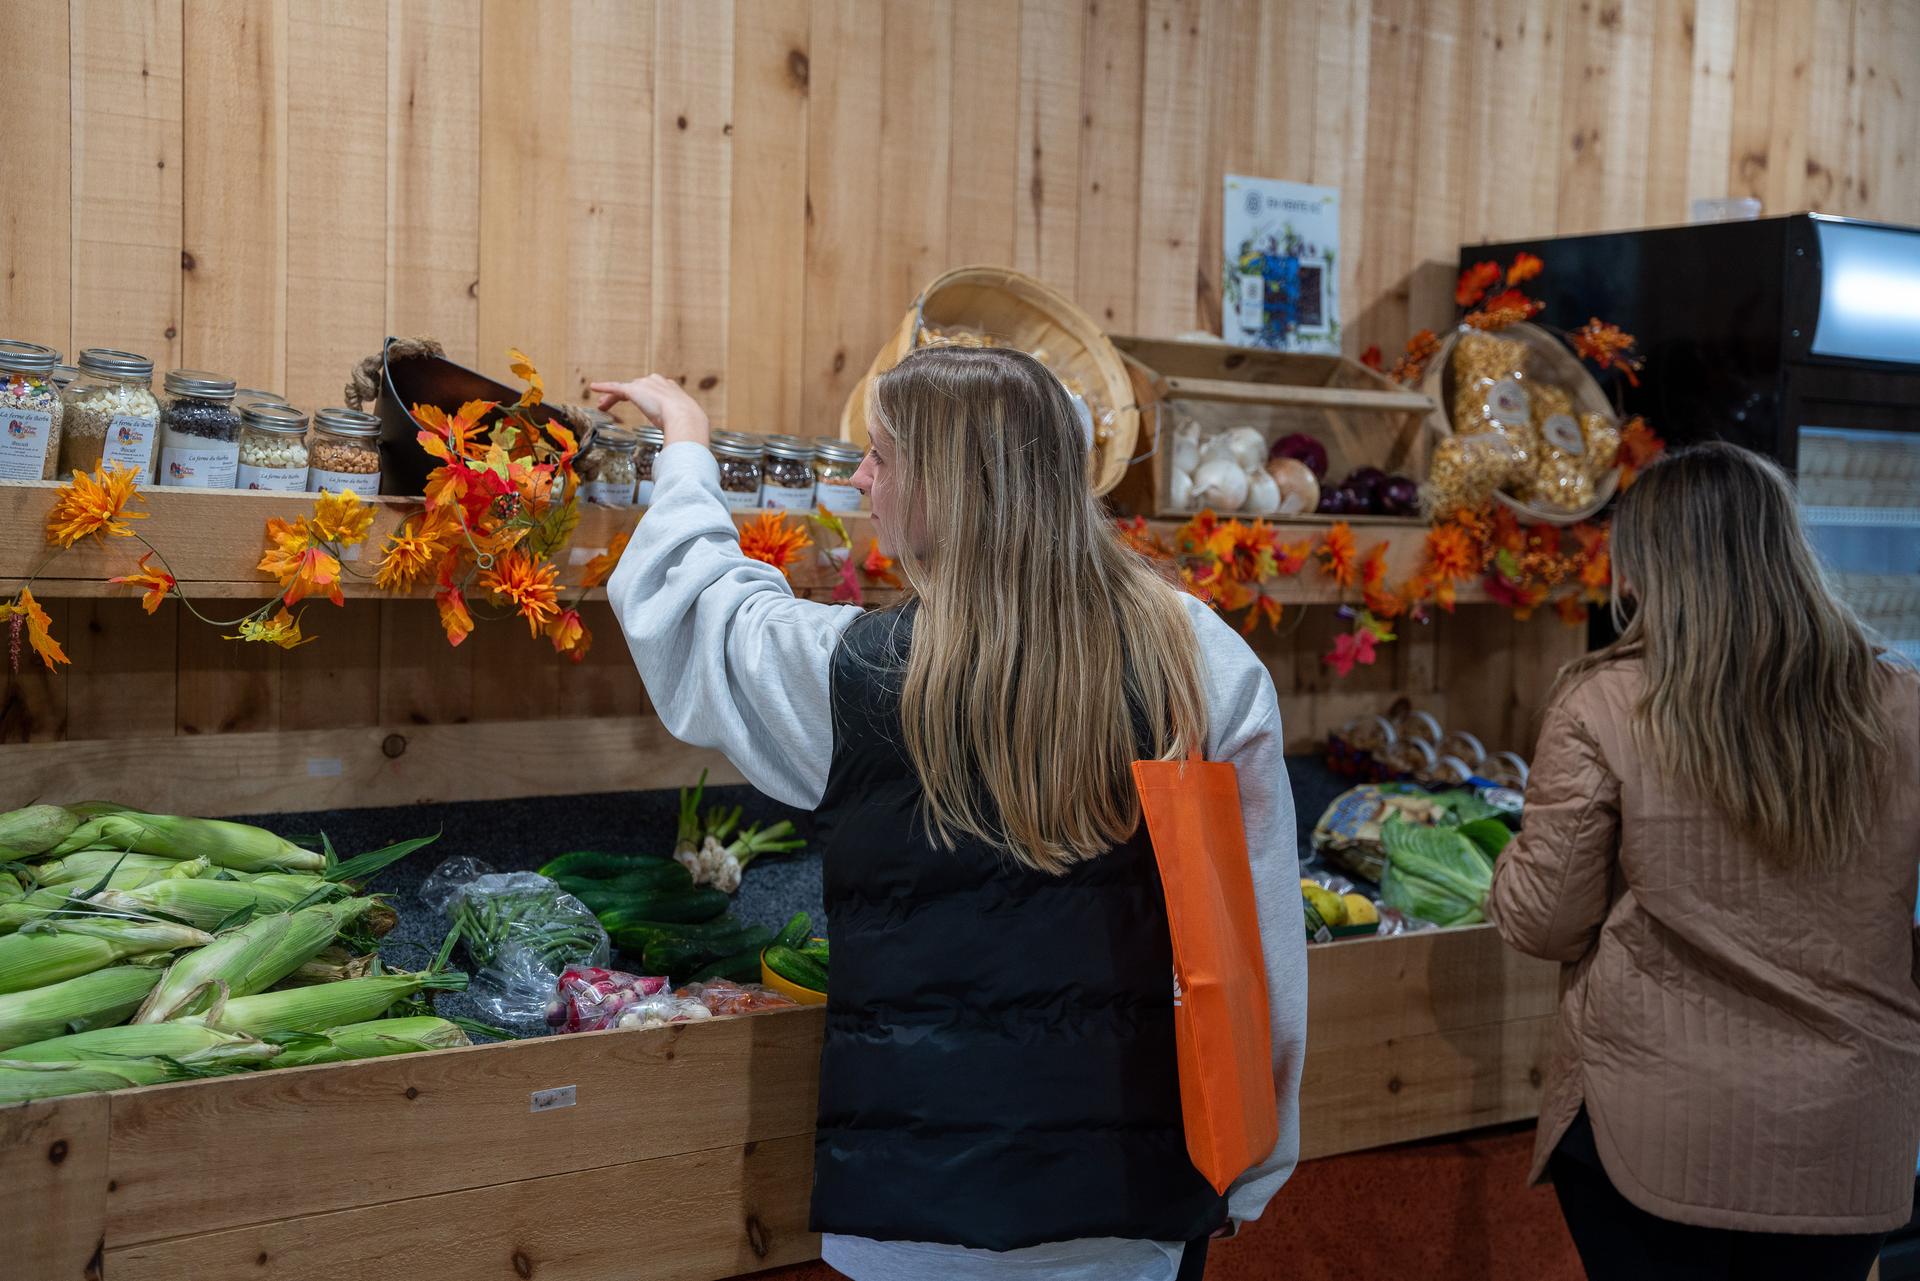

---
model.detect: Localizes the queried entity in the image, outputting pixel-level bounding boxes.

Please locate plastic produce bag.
[676,979,797,1016]
[547,965,671,1033]
[422,857,611,1027]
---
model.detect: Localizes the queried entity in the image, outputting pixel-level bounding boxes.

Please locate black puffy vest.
[808,608,1228,1251]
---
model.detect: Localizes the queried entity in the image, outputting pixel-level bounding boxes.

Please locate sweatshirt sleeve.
[1184,598,1308,1227]
[605,441,861,810]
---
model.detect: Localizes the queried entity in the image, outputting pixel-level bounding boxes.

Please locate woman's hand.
[589,375,711,449]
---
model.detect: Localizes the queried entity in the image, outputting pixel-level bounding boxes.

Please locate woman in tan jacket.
[1487,442,1920,1280]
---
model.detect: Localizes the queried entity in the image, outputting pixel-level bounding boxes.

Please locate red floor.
[743,1122,1581,1280]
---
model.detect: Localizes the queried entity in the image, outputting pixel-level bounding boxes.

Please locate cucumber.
[601,913,750,944]
[538,850,678,881]
[799,940,829,964]
[553,863,691,898]
[688,944,770,985]
[643,925,775,982]
[569,885,731,925]
[765,944,828,992]
[773,911,812,950]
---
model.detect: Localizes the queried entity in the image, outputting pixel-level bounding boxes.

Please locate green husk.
[264,1016,470,1069]
[0,918,213,995]
[3,1022,280,1066]
[278,948,379,987]
[91,874,334,932]
[0,966,162,1051]
[323,833,440,886]
[0,1057,182,1102]
[1379,816,1495,927]
[0,804,82,860]
[0,870,23,900]
[48,811,325,873]
[29,851,211,890]
[134,899,375,1023]
[192,969,468,1036]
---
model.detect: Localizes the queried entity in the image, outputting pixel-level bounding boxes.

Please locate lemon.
[1301,883,1348,927]
[1342,893,1379,926]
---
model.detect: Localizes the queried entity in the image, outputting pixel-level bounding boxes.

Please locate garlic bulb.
[1172,437,1199,474]
[1190,457,1249,511]
[1223,426,1268,472]
[1197,435,1237,467]
[1246,470,1282,516]
[1170,467,1194,509]
[1175,419,1201,446]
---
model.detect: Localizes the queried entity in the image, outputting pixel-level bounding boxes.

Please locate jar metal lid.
[241,402,310,434]
[312,406,381,437]
[634,423,665,444]
[587,423,638,451]
[52,364,80,388]
[710,430,762,460]
[233,386,288,406]
[812,438,865,463]
[764,434,814,461]
[164,369,237,399]
[78,348,154,379]
[0,340,59,375]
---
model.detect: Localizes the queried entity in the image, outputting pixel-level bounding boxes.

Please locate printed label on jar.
[1540,413,1586,456]
[160,442,240,488]
[307,468,380,497]
[759,485,816,512]
[720,488,761,511]
[815,481,864,513]
[0,406,53,480]
[581,479,635,507]
[102,415,159,478]
[236,461,309,492]
[1485,378,1531,428]
[636,479,656,506]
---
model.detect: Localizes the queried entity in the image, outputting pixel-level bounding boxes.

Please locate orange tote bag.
[1132,754,1279,1195]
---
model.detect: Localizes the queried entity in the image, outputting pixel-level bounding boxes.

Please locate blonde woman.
[1487,442,1920,1281]
[593,347,1307,1281]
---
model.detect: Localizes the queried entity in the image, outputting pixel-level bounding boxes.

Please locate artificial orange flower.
[1114,515,1172,560]
[1569,318,1643,386]
[480,548,560,636]
[1361,542,1402,618]
[508,348,545,407]
[1616,416,1665,488]
[1205,519,1281,585]
[109,552,177,614]
[1387,330,1442,384]
[1455,261,1503,308]
[739,511,812,581]
[1359,345,1384,371]
[258,518,345,607]
[375,517,450,592]
[3,587,68,670]
[436,584,474,647]
[1424,522,1480,583]
[309,490,374,547]
[227,607,315,649]
[580,529,632,588]
[1317,522,1358,587]
[1506,252,1544,286]
[862,539,901,588]
[45,464,147,548]
[1464,288,1545,330]
[1274,537,1313,576]
[415,399,496,462]
[546,607,591,663]
[1241,593,1285,635]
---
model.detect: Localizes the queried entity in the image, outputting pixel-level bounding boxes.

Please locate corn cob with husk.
[90,873,336,932]
[0,871,22,900]
[134,899,375,1023]
[0,966,162,1050]
[265,1016,470,1068]
[0,804,83,859]
[48,811,325,873]
[0,918,212,995]
[279,947,380,987]
[0,1057,184,1103]
[190,968,468,1036]
[0,857,215,935]
[3,1021,281,1066]
[28,851,212,891]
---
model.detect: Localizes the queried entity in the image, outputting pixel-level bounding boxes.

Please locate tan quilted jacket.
[1487,659,1920,1234]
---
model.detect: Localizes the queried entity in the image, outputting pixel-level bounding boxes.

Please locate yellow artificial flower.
[45,464,147,548]
[479,548,560,636]
[227,608,315,649]
[309,490,374,546]
[375,516,451,592]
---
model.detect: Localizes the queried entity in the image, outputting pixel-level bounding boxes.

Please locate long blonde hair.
[1560,441,1894,869]
[870,346,1208,875]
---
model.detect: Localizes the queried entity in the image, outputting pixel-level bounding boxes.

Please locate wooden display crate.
[4,925,1555,1281]
[1107,336,1438,523]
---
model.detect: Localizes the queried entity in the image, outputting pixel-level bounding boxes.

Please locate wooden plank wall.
[2,0,1914,415]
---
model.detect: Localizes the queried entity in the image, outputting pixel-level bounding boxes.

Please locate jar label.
[721,489,760,511]
[815,481,864,513]
[102,415,159,479]
[582,479,636,507]
[308,468,380,497]
[160,441,240,488]
[760,484,816,512]
[236,461,309,492]
[1540,413,1586,456]
[636,479,656,506]
[0,406,54,481]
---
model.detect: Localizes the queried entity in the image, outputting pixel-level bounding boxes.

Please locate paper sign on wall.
[1221,176,1340,354]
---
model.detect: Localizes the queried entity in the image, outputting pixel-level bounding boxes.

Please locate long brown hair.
[1560,441,1895,869]
[870,345,1208,875]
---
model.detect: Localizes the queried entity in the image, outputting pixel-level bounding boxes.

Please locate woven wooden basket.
[837,266,1140,495]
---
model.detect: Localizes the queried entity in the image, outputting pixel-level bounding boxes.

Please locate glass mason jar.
[51,364,79,392]
[61,348,161,482]
[233,386,288,410]
[635,423,665,505]
[812,437,866,512]
[760,435,817,511]
[307,406,383,496]
[0,339,63,481]
[578,416,639,507]
[710,431,764,511]
[158,369,241,488]
[235,402,311,492]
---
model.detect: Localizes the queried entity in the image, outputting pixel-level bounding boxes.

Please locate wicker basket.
[1420,322,1621,525]
[837,266,1140,495]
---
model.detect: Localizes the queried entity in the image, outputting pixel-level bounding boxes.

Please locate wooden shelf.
[3,479,1481,607]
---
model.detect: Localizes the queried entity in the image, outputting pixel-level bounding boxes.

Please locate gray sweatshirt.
[607,442,1308,1281]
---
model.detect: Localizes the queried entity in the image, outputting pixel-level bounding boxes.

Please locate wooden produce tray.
[5,926,1555,1281]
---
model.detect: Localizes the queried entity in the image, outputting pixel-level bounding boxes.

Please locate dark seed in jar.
[765,457,812,490]
[719,459,761,493]
[166,398,240,441]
